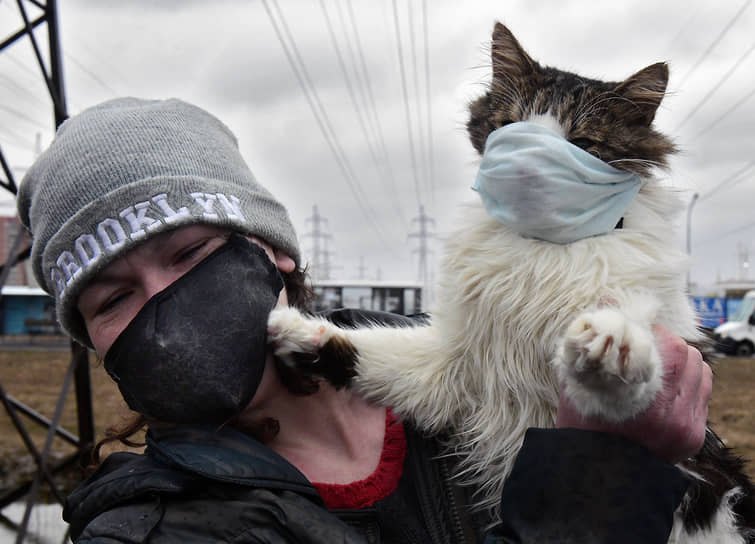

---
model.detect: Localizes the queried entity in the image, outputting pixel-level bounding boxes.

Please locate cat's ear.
[491,23,537,81]
[613,62,669,125]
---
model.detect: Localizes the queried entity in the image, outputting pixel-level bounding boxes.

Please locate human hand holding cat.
[556,325,712,464]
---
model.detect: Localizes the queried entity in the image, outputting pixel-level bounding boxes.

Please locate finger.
[676,405,707,462]
[678,347,704,399]
[700,361,713,404]
[668,353,710,460]
[653,325,687,388]
[693,361,713,422]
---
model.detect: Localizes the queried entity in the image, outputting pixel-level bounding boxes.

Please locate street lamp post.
[686,192,700,290]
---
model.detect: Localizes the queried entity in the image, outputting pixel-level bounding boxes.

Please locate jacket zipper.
[438,454,471,543]
[409,434,449,544]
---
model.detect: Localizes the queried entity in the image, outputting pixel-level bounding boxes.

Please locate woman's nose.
[140,267,184,300]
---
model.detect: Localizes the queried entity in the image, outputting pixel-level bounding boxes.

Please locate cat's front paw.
[267,307,331,361]
[556,308,663,422]
[267,307,357,390]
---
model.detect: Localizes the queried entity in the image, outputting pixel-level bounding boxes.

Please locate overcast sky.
[1,0,753,294]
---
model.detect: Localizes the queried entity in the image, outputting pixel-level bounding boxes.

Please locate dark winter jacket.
[64,309,690,542]
[64,422,483,544]
[63,423,689,544]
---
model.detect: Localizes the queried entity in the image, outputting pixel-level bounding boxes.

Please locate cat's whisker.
[491,76,525,107]
[608,158,664,169]
[571,90,614,122]
[572,93,628,127]
[491,86,520,106]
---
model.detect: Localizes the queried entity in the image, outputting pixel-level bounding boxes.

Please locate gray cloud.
[1,0,753,290]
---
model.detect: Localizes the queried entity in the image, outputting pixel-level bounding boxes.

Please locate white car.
[713,291,755,357]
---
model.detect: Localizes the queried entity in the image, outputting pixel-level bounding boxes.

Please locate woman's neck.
[240,379,387,484]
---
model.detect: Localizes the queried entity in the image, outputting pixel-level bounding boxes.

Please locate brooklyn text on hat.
[52,191,248,298]
[16,97,300,346]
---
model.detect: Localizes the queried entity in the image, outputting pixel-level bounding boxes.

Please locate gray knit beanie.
[17,97,300,347]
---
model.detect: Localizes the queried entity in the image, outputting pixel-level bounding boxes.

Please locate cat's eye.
[570,137,595,150]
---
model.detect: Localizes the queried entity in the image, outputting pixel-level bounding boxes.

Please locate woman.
[17,97,709,543]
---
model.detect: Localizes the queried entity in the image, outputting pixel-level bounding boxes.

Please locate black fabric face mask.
[104,233,284,424]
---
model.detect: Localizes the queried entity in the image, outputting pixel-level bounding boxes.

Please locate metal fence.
[0,2,94,542]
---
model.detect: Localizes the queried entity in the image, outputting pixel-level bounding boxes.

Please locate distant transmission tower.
[304,205,333,281]
[357,256,368,280]
[409,205,434,305]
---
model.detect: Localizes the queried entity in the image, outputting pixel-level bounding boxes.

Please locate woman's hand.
[556,324,713,464]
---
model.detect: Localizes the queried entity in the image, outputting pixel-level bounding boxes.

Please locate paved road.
[0,501,68,543]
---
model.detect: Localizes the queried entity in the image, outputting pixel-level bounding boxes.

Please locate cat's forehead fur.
[467,22,676,177]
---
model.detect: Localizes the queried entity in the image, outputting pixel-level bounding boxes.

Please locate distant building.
[690,280,755,326]
[0,285,59,335]
[0,215,34,287]
[311,280,423,316]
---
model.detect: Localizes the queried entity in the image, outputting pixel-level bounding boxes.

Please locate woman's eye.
[175,241,207,263]
[97,291,130,316]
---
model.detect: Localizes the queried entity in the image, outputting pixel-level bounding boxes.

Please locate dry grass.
[707,355,755,480]
[1,347,754,492]
[0,347,140,494]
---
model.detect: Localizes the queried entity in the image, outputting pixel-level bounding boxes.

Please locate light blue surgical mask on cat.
[472,122,642,244]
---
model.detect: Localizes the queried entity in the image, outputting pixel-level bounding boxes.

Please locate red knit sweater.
[312,410,407,509]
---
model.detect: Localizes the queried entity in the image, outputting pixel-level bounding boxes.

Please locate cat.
[268,22,755,543]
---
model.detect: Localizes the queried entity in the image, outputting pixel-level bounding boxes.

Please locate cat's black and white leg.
[267,306,359,389]
[267,306,451,429]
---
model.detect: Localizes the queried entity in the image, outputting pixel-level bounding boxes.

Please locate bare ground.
[707,354,755,479]
[0,347,139,495]
[1,347,754,495]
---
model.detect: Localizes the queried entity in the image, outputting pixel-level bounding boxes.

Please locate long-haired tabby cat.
[268,23,755,542]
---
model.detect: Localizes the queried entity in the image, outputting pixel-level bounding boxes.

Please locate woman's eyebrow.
[83,261,135,290]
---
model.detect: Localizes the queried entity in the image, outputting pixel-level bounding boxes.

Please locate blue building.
[0,286,61,335]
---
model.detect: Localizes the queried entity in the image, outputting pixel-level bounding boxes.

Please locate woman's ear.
[274,249,296,274]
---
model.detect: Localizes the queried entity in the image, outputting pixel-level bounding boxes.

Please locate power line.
[0,103,49,131]
[390,0,423,208]
[407,1,435,212]
[697,160,755,202]
[695,217,755,247]
[261,0,397,253]
[407,1,428,205]
[318,0,408,231]
[1,49,46,86]
[318,0,373,147]
[691,83,755,140]
[676,0,752,89]
[664,7,703,54]
[331,0,379,147]
[0,71,50,109]
[421,0,435,212]
[0,124,36,149]
[63,26,134,95]
[675,39,755,131]
[343,0,407,226]
[63,52,121,97]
